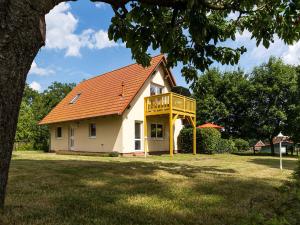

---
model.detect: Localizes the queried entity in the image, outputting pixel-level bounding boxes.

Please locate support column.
[144,98,148,157]
[193,116,197,155]
[144,115,148,157]
[169,113,174,157]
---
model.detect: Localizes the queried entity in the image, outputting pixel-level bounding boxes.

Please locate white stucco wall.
[50,115,123,152]
[50,125,69,151]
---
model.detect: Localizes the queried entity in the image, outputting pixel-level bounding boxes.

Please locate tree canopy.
[103,0,300,82]
[15,82,75,151]
[192,57,299,154]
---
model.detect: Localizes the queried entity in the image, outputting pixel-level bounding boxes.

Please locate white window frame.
[134,121,143,151]
[150,83,164,96]
[70,93,81,104]
[89,123,97,138]
[150,123,164,140]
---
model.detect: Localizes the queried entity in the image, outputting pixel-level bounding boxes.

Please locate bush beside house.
[179,128,249,154]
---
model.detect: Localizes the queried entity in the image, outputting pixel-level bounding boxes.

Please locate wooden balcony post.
[144,99,148,156]
[169,93,173,157]
[193,116,196,155]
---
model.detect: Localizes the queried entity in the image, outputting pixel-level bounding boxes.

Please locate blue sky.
[27,2,300,92]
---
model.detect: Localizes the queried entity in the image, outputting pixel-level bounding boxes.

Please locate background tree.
[0,0,299,208]
[249,57,298,155]
[193,68,252,138]
[15,82,75,151]
[283,66,300,154]
[192,69,228,125]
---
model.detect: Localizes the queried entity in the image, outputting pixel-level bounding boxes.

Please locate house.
[260,135,293,154]
[254,140,265,151]
[39,55,196,156]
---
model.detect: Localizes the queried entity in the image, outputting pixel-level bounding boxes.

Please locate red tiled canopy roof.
[39,55,175,125]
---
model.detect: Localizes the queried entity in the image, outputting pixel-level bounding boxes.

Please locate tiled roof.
[40,55,174,125]
[254,140,265,147]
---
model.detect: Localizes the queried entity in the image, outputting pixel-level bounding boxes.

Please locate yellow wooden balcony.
[144,92,196,116]
[144,92,197,156]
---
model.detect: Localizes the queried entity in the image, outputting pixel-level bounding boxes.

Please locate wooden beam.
[169,113,174,157]
[193,116,197,155]
[144,101,148,157]
[169,94,173,157]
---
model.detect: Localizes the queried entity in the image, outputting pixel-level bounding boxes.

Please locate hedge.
[179,128,221,154]
[178,128,245,154]
[233,138,250,151]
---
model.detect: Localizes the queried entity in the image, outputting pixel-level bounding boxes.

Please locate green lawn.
[0,151,298,225]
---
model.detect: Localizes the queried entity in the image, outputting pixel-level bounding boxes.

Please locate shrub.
[15,142,34,151]
[217,139,237,153]
[199,128,221,154]
[178,127,221,154]
[109,151,119,157]
[233,138,250,152]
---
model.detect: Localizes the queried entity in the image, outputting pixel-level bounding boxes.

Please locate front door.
[134,121,142,151]
[69,127,75,150]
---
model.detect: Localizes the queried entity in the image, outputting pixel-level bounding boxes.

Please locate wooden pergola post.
[169,113,174,157]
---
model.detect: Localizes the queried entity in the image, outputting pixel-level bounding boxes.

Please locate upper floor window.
[70,93,81,104]
[150,83,163,96]
[89,123,96,138]
[56,127,62,138]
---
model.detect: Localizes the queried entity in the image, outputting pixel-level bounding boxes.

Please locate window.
[135,121,142,150]
[150,83,163,96]
[70,93,81,104]
[56,127,62,138]
[89,123,96,137]
[150,123,163,139]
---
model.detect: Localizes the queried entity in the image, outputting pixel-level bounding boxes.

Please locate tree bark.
[0,0,58,209]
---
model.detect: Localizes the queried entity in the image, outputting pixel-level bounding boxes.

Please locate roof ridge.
[80,54,164,83]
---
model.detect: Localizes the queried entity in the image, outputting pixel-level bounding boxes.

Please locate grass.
[0,151,298,225]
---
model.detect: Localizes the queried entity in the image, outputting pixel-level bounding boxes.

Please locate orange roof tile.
[39,55,175,125]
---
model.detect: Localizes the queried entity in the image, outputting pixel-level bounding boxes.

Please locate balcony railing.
[144,92,196,115]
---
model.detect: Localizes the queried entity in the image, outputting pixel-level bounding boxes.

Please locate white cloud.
[92,30,118,49]
[95,3,106,8]
[282,41,300,65]
[29,81,42,92]
[235,30,252,41]
[250,36,287,60]
[29,61,55,76]
[45,3,118,57]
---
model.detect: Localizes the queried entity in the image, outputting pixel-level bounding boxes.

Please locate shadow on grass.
[232,152,273,156]
[248,158,298,170]
[0,159,288,225]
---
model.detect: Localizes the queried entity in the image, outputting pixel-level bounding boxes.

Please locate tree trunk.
[0,1,48,208]
[270,137,275,156]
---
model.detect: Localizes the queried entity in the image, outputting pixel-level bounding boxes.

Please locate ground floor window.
[135,121,142,150]
[56,127,62,138]
[89,123,97,137]
[151,123,163,139]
